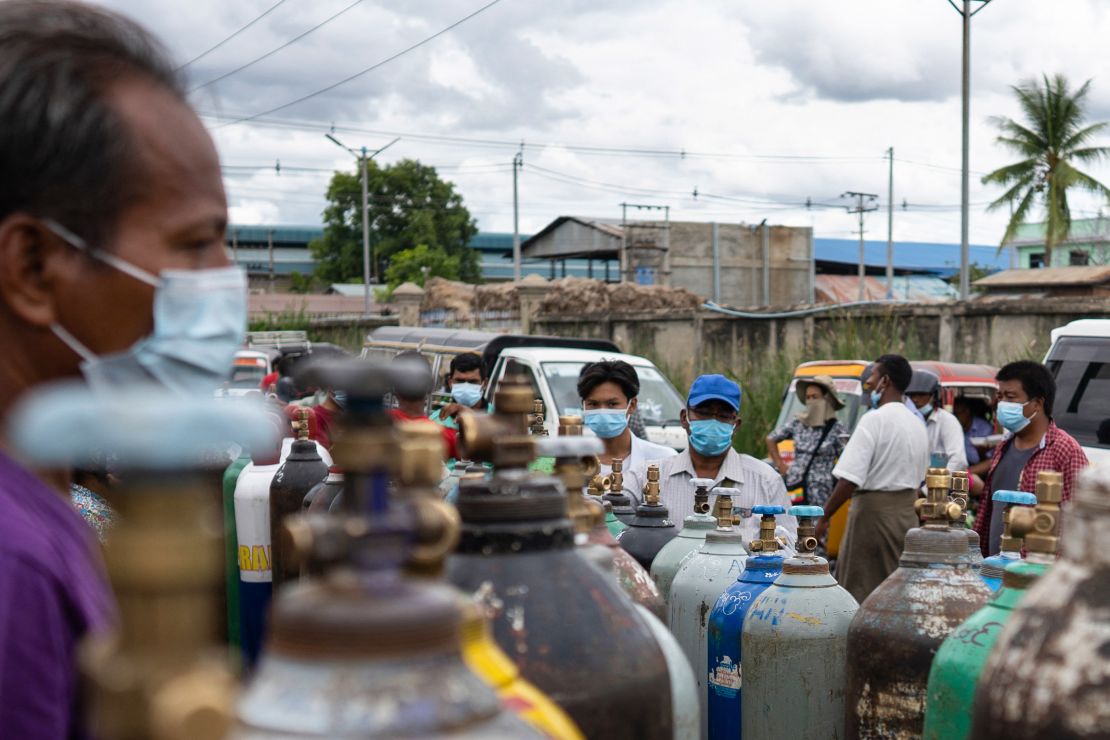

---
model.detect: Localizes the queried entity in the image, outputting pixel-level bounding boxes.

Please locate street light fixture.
[325,133,400,314]
[947,0,994,301]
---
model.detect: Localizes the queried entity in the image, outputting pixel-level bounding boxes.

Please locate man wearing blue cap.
[623,374,796,542]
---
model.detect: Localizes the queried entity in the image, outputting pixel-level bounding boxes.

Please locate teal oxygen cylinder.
[706,505,785,740]
[650,478,718,605]
[979,489,1037,590]
[741,506,859,740]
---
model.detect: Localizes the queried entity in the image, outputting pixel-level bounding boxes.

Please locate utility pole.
[512,149,523,282]
[843,191,879,302]
[886,147,895,299]
[325,133,400,314]
[947,0,993,300]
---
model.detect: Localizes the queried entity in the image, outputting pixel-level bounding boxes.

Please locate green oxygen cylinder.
[741,506,859,740]
[650,477,718,606]
[223,447,251,657]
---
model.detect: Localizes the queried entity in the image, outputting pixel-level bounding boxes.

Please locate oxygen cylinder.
[587,501,667,619]
[601,457,636,527]
[741,506,859,740]
[970,470,1108,740]
[948,470,982,568]
[447,374,673,740]
[617,463,679,569]
[223,447,251,656]
[845,468,991,739]
[459,599,584,740]
[269,412,328,592]
[236,359,541,739]
[706,505,785,740]
[924,475,1061,740]
[303,466,343,513]
[978,489,1037,591]
[651,478,719,604]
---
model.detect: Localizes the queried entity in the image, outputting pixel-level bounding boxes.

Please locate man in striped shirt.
[622,374,796,544]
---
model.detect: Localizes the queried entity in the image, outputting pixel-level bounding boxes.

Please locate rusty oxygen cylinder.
[269,409,328,591]
[970,469,1110,739]
[651,477,719,605]
[447,374,674,740]
[923,471,1064,740]
[9,387,282,740]
[741,506,859,740]
[617,462,679,569]
[235,360,542,739]
[845,468,991,739]
[948,470,982,569]
[541,417,666,620]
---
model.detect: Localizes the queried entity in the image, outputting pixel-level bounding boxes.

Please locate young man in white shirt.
[578,359,676,478]
[817,354,929,604]
[622,374,796,543]
[906,368,968,472]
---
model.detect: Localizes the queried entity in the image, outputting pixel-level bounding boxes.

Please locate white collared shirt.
[924,407,968,472]
[599,432,677,479]
[833,400,930,491]
[622,448,797,544]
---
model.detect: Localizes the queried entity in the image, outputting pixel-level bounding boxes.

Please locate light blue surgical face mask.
[45,220,246,396]
[688,418,735,456]
[583,407,630,439]
[450,382,483,408]
[919,403,934,418]
[997,400,1034,433]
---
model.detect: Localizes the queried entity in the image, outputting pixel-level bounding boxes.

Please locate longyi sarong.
[835,488,918,604]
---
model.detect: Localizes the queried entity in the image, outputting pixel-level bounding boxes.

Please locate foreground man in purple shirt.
[0,3,232,735]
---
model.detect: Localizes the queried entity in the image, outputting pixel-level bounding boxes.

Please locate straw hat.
[795,374,845,409]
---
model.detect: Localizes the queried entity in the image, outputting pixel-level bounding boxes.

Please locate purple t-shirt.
[0,450,115,738]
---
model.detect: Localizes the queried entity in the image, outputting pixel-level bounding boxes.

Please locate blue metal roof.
[815,238,1009,275]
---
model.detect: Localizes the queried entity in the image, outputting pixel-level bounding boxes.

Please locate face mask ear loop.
[50,322,98,364]
[42,218,161,288]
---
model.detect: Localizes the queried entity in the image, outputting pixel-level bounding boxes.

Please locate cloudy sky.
[98,0,1110,246]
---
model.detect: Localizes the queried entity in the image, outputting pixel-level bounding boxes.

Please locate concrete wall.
[533,297,1110,380]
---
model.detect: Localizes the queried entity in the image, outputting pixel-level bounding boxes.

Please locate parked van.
[1045,319,1110,467]
[362,327,688,450]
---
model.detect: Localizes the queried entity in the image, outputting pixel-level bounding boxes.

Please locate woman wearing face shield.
[765,375,849,509]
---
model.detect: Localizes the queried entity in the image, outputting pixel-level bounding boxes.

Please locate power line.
[176,0,291,70]
[212,0,507,128]
[190,0,366,93]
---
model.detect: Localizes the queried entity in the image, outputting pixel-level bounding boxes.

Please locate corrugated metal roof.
[813,238,1009,274]
[974,266,1110,287]
[815,274,957,303]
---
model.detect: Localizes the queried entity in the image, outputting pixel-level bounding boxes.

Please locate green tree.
[384,244,461,289]
[310,158,479,285]
[982,74,1110,268]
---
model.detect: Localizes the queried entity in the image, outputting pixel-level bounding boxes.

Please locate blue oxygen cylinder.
[706,505,785,740]
[979,490,1037,590]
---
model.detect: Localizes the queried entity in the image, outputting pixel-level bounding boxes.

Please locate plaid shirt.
[972,421,1088,556]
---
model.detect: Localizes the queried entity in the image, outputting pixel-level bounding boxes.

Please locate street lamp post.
[325,133,400,314]
[947,0,993,301]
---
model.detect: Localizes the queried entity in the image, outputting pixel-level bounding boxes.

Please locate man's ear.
[628,397,638,415]
[0,215,69,328]
[680,407,689,431]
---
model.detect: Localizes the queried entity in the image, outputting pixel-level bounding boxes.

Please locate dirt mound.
[539,277,611,314]
[539,277,700,315]
[422,277,475,318]
[476,282,520,312]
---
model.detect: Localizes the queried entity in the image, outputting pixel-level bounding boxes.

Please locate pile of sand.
[475,282,520,312]
[422,277,476,319]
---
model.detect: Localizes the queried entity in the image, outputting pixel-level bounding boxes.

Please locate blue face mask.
[583,408,630,439]
[45,220,247,396]
[997,400,1033,433]
[333,391,348,410]
[919,403,934,417]
[688,418,735,456]
[450,382,483,408]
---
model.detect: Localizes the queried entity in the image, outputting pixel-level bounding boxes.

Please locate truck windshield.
[1046,336,1110,449]
[541,362,685,425]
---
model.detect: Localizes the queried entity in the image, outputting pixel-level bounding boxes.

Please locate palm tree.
[982,74,1110,268]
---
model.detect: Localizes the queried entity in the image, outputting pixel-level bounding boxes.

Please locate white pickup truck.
[1045,318,1110,467]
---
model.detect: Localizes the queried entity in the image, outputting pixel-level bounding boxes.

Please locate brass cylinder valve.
[746,505,785,553]
[529,399,548,436]
[691,477,714,515]
[948,470,970,519]
[991,489,1039,554]
[536,432,606,535]
[916,467,962,525]
[642,463,661,506]
[789,505,824,555]
[711,487,735,530]
[457,374,536,469]
[609,457,624,497]
[1010,470,1063,557]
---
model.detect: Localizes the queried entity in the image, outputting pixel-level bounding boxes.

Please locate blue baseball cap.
[688,374,742,412]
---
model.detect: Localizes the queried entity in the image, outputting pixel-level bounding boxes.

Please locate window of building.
[1029,252,1045,268]
[1070,249,1090,266]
